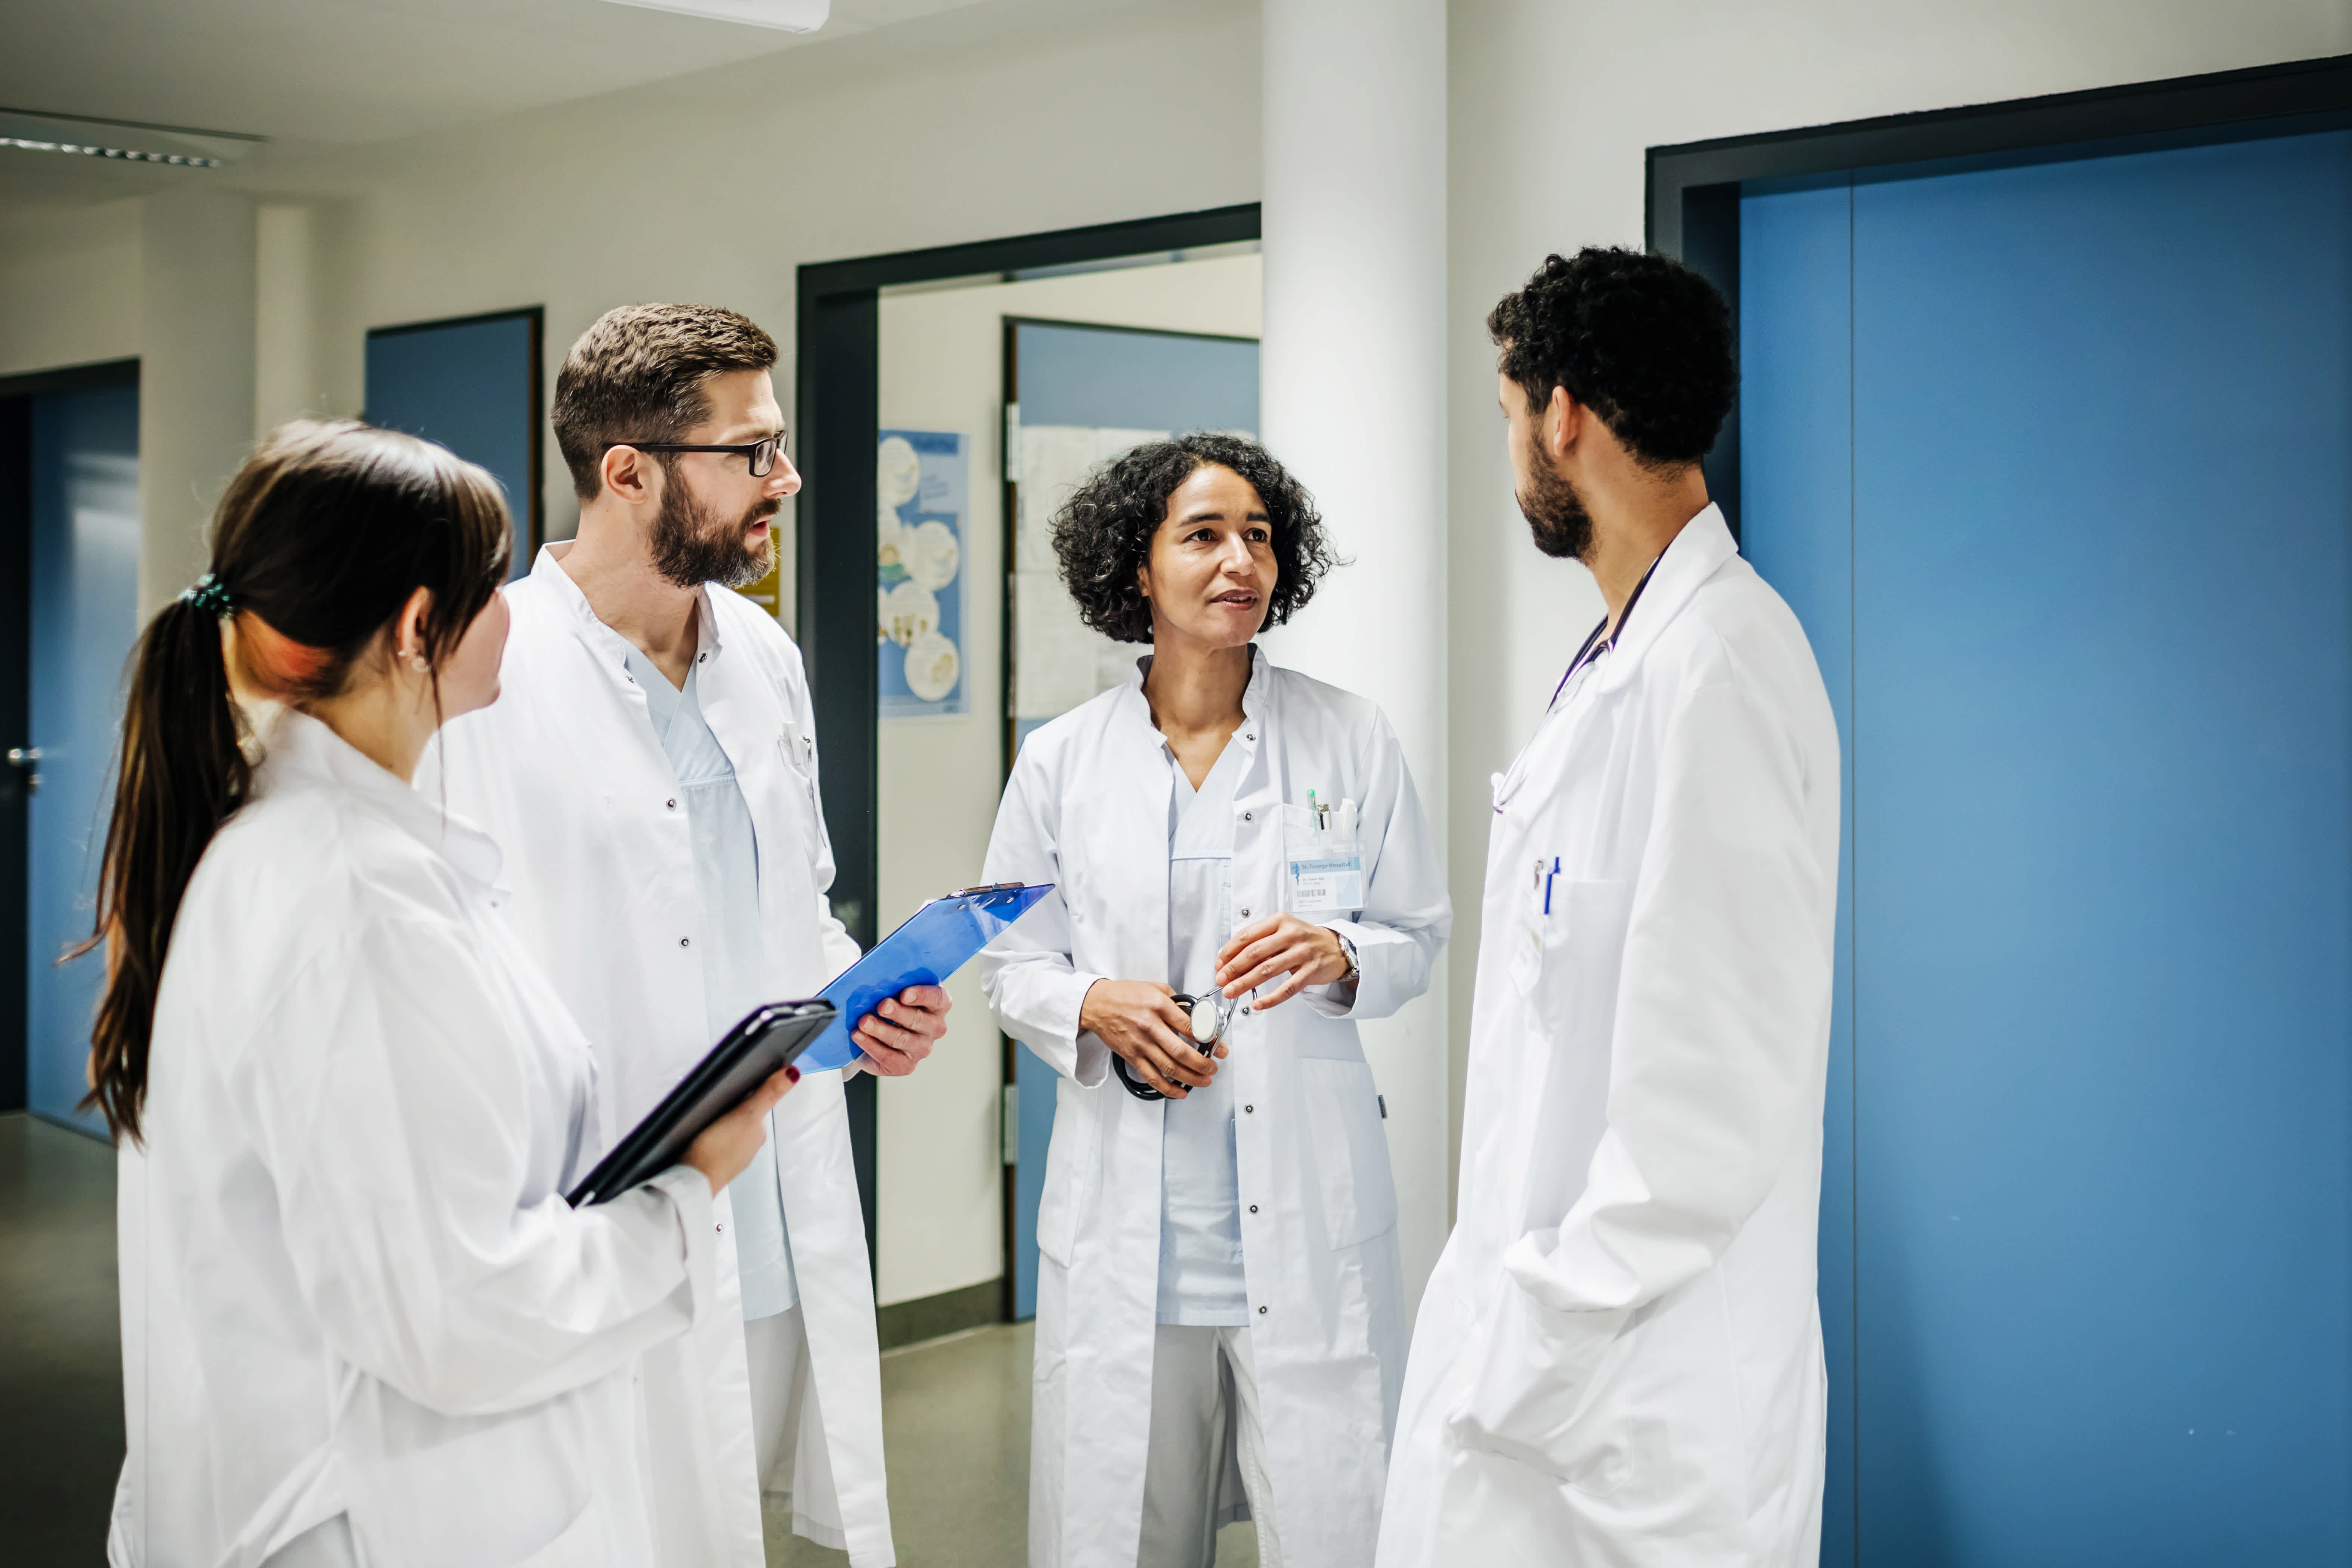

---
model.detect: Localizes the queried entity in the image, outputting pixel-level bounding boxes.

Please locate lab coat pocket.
[1517,879,1631,1040]
[1452,1278,1636,1492]
[775,721,821,818]
[1035,1075,1099,1267]
[1281,805,1365,918]
[1299,1057,1398,1248]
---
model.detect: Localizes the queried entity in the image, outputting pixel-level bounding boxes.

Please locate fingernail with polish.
[786,1066,801,1084]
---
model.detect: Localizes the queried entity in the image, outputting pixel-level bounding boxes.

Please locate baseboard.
[876,1277,1002,1351]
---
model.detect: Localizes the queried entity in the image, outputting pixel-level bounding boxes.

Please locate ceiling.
[0,0,994,148]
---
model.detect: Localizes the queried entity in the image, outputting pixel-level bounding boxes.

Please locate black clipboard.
[565,999,836,1207]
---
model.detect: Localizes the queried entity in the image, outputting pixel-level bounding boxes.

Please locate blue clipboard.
[801,882,1054,1072]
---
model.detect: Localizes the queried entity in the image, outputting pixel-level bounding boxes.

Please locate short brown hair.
[552,303,778,500]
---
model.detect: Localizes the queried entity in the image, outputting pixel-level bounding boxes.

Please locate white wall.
[1438,0,2352,1195]
[0,202,140,378]
[872,252,1262,1307]
[0,0,1260,571]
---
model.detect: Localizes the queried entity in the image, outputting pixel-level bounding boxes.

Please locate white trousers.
[1137,1324,1282,1568]
[742,1305,847,1555]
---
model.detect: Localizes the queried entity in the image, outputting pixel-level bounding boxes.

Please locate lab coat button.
[680,937,692,948]
[1257,1305,1268,1315]
[1248,1204,1259,1213]
[1244,1104,1254,1113]
[1239,906,1251,919]
[1242,811,1253,821]
[666,798,678,810]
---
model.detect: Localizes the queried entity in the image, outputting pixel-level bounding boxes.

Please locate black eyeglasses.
[604,432,790,477]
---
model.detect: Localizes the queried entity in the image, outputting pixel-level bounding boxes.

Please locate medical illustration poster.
[876,429,968,718]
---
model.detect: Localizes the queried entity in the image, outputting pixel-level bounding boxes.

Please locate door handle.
[6,746,40,795]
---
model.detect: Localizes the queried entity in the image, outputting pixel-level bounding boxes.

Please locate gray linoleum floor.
[770,1323,1260,1568]
[0,1111,1258,1568]
[1,1111,124,1565]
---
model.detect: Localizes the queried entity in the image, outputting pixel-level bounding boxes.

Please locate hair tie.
[179,573,234,619]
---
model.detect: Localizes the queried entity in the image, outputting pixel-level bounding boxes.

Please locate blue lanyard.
[1551,549,1666,708]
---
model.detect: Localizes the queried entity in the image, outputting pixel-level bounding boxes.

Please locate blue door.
[365,310,541,579]
[24,381,140,1134]
[1006,317,1259,1320]
[1742,131,2352,1564]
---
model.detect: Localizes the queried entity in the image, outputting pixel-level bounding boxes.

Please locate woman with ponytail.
[96,421,796,1568]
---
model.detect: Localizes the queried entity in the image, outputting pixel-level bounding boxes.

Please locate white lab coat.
[980,651,1452,1568]
[1375,507,1840,1567]
[111,709,718,1568]
[426,546,889,1567]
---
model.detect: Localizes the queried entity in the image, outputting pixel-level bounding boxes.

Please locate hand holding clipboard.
[803,882,1053,1073]
[569,884,1050,1205]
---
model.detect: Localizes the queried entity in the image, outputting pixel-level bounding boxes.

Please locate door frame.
[794,203,1260,1298]
[1646,51,2352,1564]
[0,356,140,1116]
[1647,51,2352,541]
[999,313,1263,782]
[362,305,547,559]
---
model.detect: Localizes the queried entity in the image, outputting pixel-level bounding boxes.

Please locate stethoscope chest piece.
[1112,993,1248,1102]
[1182,992,1235,1043]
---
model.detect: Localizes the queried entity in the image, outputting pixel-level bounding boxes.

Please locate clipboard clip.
[950,882,1026,898]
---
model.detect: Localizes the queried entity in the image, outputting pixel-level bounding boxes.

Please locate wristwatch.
[1334,931,1361,987]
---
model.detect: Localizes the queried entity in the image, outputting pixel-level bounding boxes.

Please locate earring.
[404,650,431,674]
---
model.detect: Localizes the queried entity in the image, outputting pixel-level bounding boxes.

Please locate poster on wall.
[877,429,968,718]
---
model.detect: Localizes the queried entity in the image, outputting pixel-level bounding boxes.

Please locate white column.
[1259,0,1450,1309]
[139,189,257,614]
[254,202,320,436]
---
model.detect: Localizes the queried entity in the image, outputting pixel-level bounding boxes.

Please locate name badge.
[1288,853,1364,914]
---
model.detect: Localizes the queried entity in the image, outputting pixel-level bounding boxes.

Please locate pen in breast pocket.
[1543,857,1560,915]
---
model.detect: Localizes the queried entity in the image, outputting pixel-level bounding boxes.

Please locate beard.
[1515,429,1595,562]
[649,473,778,590]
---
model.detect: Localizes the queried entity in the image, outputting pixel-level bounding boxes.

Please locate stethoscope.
[1113,991,1252,1101]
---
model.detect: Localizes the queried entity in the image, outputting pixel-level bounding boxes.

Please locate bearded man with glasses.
[428,303,946,1568]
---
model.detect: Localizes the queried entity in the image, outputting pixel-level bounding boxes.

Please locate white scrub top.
[625,644,801,1320]
[1157,738,1249,1327]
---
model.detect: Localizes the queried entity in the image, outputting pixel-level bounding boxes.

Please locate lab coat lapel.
[1594,503,1736,695]
[1094,673,1177,986]
[1229,649,1284,938]
[1492,507,1733,816]
[689,594,824,995]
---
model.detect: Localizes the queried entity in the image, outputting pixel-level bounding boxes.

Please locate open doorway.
[874,254,1262,1334]
[793,205,1262,1348]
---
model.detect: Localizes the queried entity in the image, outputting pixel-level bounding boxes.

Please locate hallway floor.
[0,1112,1259,1568]
[773,1322,1261,1567]
[0,1111,123,1565]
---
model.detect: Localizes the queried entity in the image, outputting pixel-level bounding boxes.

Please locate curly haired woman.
[977,433,1452,1568]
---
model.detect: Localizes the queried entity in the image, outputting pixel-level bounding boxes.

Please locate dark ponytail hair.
[80,420,511,1143]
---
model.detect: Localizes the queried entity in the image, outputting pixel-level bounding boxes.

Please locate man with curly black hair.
[1379,250,1840,1567]
[980,434,1452,1568]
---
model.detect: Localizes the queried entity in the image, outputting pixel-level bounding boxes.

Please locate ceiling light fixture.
[0,108,262,169]
[595,0,830,30]
[1,136,222,167]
